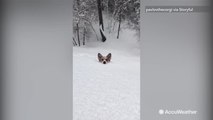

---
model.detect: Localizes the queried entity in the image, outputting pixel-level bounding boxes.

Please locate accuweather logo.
[158,109,197,115]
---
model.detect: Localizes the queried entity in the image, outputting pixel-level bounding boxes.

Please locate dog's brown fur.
[98,53,111,64]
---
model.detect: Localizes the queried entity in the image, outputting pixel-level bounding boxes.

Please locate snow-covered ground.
[73,30,140,120]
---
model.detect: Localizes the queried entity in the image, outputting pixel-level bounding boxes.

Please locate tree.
[111,0,140,38]
[73,0,140,46]
[97,0,106,42]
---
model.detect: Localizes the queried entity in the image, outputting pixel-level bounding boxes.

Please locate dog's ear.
[98,53,103,58]
[98,53,103,61]
[106,53,111,61]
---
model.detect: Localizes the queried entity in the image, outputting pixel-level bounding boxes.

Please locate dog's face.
[98,53,111,64]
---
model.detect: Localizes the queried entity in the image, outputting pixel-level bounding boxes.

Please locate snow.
[73,30,140,120]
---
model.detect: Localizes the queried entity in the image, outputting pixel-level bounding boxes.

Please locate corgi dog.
[98,53,112,64]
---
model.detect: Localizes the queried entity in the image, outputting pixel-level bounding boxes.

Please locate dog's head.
[98,53,111,64]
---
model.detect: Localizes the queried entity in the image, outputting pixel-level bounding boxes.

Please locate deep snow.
[73,30,140,120]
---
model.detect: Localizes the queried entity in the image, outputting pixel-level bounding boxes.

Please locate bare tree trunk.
[76,23,80,46]
[73,37,77,46]
[97,0,106,42]
[83,27,86,45]
[97,0,104,29]
[100,27,106,42]
[76,0,81,46]
[117,15,121,39]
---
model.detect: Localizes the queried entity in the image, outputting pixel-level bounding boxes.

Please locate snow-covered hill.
[73,30,140,120]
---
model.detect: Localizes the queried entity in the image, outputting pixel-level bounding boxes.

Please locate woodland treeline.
[73,0,140,46]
